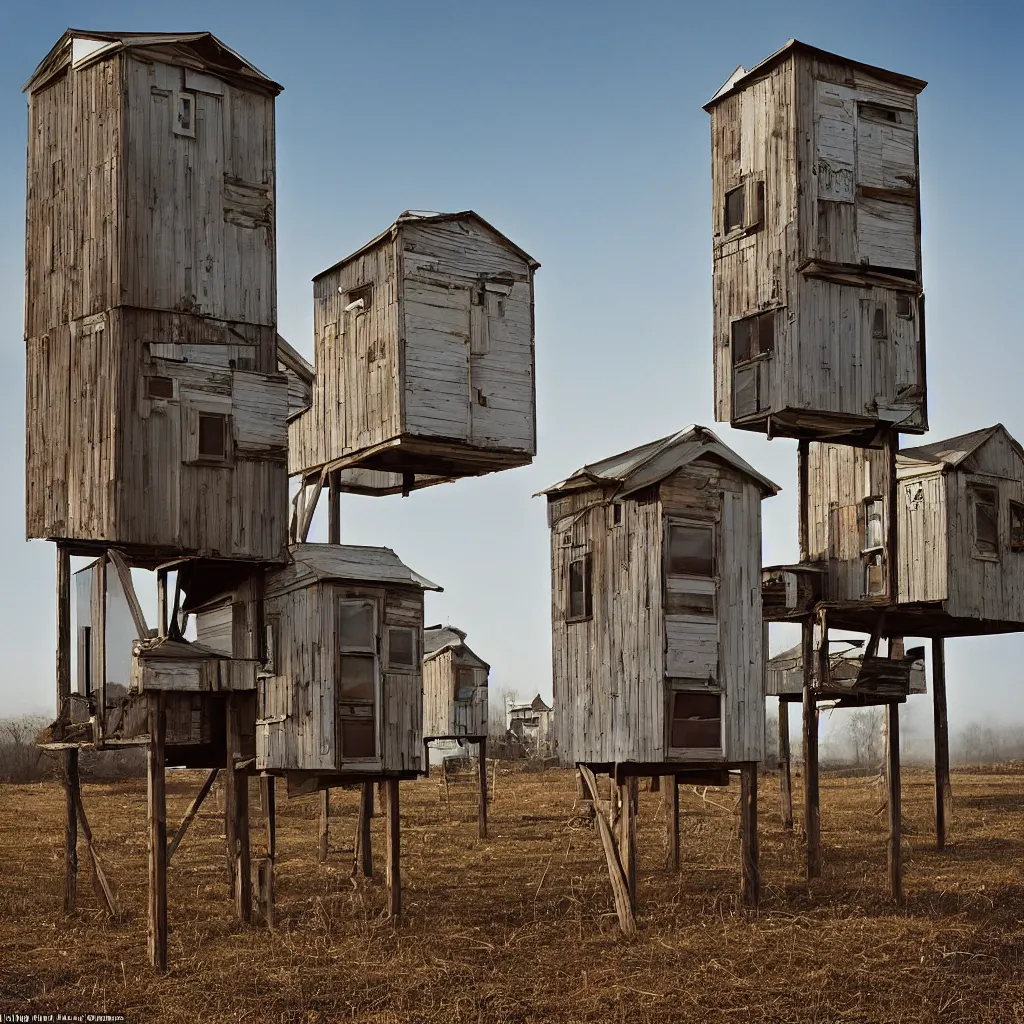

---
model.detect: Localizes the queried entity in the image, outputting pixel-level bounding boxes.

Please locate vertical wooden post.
[932,637,951,850]
[227,697,251,922]
[797,439,810,562]
[64,750,79,913]
[156,569,168,638]
[93,555,107,747]
[778,698,793,829]
[147,693,168,972]
[385,778,401,919]
[664,774,680,871]
[887,700,903,903]
[740,762,760,908]
[356,782,374,876]
[328,471,341,545]
[258,775,276,929]
[802,619,821,879]
[883,430,900,602]
[617,776,638,913]
[478,738,489,839]
[318,789,330,862]
[57,545,77,911]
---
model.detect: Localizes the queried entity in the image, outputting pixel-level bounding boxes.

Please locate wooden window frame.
[146,375,175,401]
[346,283,373,315]
[862,496,885,554]
[174,91,196,138]
[566,554,593,623]
[723,176,765,238]
[666,681,723,757]
[454,665,476,703]
[387,626,417,671]
[970,485,1000,561]
[262,616,279,675]
[336,597,380,763]
[665,518,716,580]
[730,309,776,367]
[183,398,233,466]
[1010,501,1024,553]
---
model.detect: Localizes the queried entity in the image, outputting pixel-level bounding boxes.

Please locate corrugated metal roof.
[25,29,282,94]
[704,39,926,111]
[313,210,540,281]
[899,424,1023,468]
[288,544,442,591]
[539,425,779,498]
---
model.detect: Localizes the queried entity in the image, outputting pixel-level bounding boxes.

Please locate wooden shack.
[706,41,927,445]
[422,626,489,746]
[767,640,927,699]
[800,425,1024,635]
[24,30,289,563]
[507,695,554,756]
[252,544,441,779]
[288,211,539,498]
[543,426,778,770]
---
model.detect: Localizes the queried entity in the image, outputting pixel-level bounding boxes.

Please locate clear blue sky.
[1,1,1021,738]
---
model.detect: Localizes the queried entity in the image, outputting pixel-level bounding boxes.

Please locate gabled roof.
[899,424,1024,469]
[25,29,282,94]
[510,694,552,714]
[285,544,442,591]
[704,39,926,111]
[539,425,779,500]
[314,210,540,281]
[423,625,489,669]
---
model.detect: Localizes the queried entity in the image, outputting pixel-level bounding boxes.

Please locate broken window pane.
[757,310,775,356]
[973,487,999,556]
[895,293,913,319]
[732,311,775,363]
[568,555,592,620]
[669,690,721,748]
[667,524,714,577]
[1011,502,1024,553]
[724,185,745,232]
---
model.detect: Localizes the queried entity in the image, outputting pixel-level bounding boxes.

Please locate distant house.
[767,640,927,699]
[422,626,489,765]
[507,695,553,755]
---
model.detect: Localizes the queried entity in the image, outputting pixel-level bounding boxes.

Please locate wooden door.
[335,597,380,764]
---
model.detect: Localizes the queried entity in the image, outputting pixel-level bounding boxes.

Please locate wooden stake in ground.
[887,699,903,904]
[740,762,760,907]
[801,618,821,879]
[355,781,373,877]
[478,738,488,839]
[57,543,76,913]
[778,697,793,829]
[64,749,78,913]
[932,636,951,850]
[227,696,252,922]
[385,778,401,919]
[147,693,168,972]
[319,789,330,862]
[664,775,680,871]
[617,776,638,912]
[259,774,276,929]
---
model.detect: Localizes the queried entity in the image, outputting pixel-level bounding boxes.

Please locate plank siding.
[423,648,488,739]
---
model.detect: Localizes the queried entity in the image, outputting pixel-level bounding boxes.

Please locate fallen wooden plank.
[579,765,635,936]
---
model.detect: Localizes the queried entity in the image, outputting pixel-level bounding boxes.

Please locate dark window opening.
[731,310,775,364]
[455,666,475,702]
[861,103,901,124]
[872,306,887,339]
[388,627,416,670]
[568,555,593,620]
[81,626,92,696]
[197,413,228,460]
[972,486,999,557]
[612,502,622,526]
[1011,502,1024,553]
[895,294,914,319]
[667,523,714,577]
[339,654,376,701]
[347,283,373,312]
[669,690,721,749]
[340,712,376,759]
[724,185,745,233]
[752,181,765,228]
[174,92,195,137]
[146,376,174,400]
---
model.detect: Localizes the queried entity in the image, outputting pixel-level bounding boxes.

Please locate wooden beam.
[932,637,951,850]
[740,762,760,908]
[617,776,638,913]
[228,697,252,923]
[802,617,821,880]
[778,699,793,830]
[328,470,341,545]
[385,779,401,919]
[107,549,150,640]
[56,544,71,722]
[259,774,276,929]
[664,775,680,871]
[93,555,107,747]
[63,749,78,913]
[478,739,489,839]
[579,766,635,936]
[298,473,325,543]
[887,700,903,904]
[147,693,168,972]
[884,429,899,602]
[356,782,373,877]
[318,789,330,862]
[166,768,219,864]
[797,439,809,562]
[156,569,168,638]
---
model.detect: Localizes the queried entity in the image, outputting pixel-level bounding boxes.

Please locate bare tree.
[0,715,52,783]
[846,708,884,770]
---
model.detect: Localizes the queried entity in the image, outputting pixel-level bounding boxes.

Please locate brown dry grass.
[2,765,1024,1023]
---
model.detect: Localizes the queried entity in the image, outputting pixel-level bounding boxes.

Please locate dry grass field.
[1,764,1023,1023]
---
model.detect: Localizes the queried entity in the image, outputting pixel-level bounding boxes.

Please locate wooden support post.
[740,762,760,907]
[478,738,488,839]
[617,775,638,913]
[356,782,373,876]
[63,749,79,913]
[94,555,107,747]
[328,470,341,545]
[802,618,821,880]
[167,768,219,864]
[798,439,809,562]
[883,430,899,602]
[147,693,168,972]
[57,545,76,912]
[157,569,168,638]
[318,789,330,862]
[932,637,951,850]
[664,774,680,871]
[259,774,276,929]
[778,698,793,829]
[385,778,401,919]
[227,697,251,922]
[887,700,903,904]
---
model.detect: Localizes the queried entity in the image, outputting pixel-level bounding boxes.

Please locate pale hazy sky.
[1,0,1021,737]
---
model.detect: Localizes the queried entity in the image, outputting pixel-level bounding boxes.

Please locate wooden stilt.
[932,637,951,850]
[385,778,401,919]
[617,776,638,913]
[147,693,168,972]
[356,782,373,876]
[259,774,276,929]
[802,619,821,879]
[167,768,219,864]
[318,789,330,862]
[156,569,168,637]
[57,545,77,913]
[740,762,760,907]
[579,766,635,935]
[328,470,341,544]
[665,774,680,871]
[887,700,903,903]
[64,749,79,913]
[778,698,793,829]
[227,697,251,922]
[93,555,107,747]
[478,738,488,839]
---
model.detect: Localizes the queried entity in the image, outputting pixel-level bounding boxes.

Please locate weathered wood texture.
[147,693,167,972]
[932,637,951,850]
[549,457,768,767]
[708,43,926,443]
[422,632,489,740]
[740,762,759,907]
[289,213,538,483]
[25,40,287,562]
[802,620,821,879]
[887,700,903,903]
[777,700,793,829]
[385,779,400,919]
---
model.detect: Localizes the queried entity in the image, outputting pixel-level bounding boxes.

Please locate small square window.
[731,311,775,364]
[347,283,373,313]
[388,627,416,670]
[895,294,914,319]
[972,486,999,558]
[1011,502,1024,553]
[567,555,593,621]
[724,185,745,233]
[338,600,375,650]
[197,413,228,460]
[174,92,195,137]
[454,666,475,702]
[669,690,721,749]
[146,376,174,400]
[340,713,376,759]
[667,523,714,577]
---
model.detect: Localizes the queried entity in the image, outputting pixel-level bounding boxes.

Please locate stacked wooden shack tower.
[25,30,537,969]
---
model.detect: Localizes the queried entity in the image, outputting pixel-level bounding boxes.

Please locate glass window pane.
[388,627,415,669]
[568,556,592,619]
[974,489,998,555]
[339,654,375,701]
[455,667,475,702]
[341,716,375,758]
[724,186,745,232]
[757,311,775,356]
[668,525,714,577]
[338,601,374,649]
